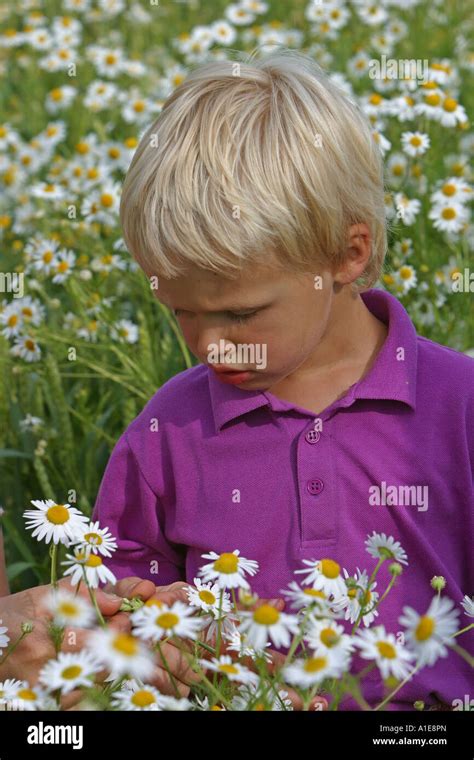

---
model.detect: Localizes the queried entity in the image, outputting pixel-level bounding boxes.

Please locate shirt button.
[305,429,320,444]
[307,478,324,495]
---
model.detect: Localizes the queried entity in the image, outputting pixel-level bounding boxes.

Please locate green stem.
[450,643,473,667]
[374,662,423,711]
[50,542,58,589]
[156,640,180,698]
[0,629,30,667]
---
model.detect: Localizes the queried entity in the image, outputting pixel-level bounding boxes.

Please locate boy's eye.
[173,308,257,323]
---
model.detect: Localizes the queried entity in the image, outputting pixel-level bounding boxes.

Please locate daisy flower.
[224,623,273,663]
[428,202,469,234]
[394,193,421,225]
[231,682,293,711]
[438,97,468,128]
[185,578,232,617]
[282,651,339,687]
[157,695,193,711]
[52,249,76,284]
[44,588,96,628]
[11,682,50,711]
[111,682,163,711]
[365,532,408,566]
[130,600,205,642]
[238,604,300,650]
[198,550,259,590]
[0,679,23,705]
[304,619,355,669]
[281,580,333,614]
[10,335,42,362]
[294,558,347,598]
[333,568,379,627]
[395,264,418,293]
[72,520,117,558]
[23,499,89,546]
[61,548,117,588]
[430,177,472,207]
[199,655,259,685]
[399,596,460,667]
[401,131,430,157]
[30,181,65,200]
[210,20,237,46]
[86,629,154,679]
[110,319,139,344]
[0,620,9,655]
[355,626,415,680]
[38,651,102,694]
[461,595,474,618]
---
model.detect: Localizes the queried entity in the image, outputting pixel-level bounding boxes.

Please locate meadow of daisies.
[0,0,473,710]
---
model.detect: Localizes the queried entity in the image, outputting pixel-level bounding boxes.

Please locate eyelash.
[173,309,257,324]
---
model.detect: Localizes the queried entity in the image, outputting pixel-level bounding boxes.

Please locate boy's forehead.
[156,261,287,301]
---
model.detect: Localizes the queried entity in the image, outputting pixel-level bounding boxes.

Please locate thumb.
[103,576,157,601]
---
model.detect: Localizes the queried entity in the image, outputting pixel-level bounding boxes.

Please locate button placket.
[297,423,336,545]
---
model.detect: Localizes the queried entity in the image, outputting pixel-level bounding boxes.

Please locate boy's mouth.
[210,366,254,384]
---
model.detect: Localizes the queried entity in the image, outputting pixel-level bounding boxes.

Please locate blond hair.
[120,48,388,291]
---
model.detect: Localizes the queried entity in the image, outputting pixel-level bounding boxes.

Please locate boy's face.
[152,253,346,391]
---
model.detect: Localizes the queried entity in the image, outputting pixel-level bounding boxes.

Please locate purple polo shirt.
[92,288,474,710]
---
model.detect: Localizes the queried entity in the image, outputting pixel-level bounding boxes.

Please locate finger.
[146,583,194,607]
[103,577,157,601]
[154,640,202,687]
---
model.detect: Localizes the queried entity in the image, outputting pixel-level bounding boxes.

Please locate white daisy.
[231,682,293,711]
[281,580,333,615]
[111,683,162,711]
[157,695,193,711]
[355,625,415,680]
[399,596,460,667]
[11,682,50,711]
[0,619,10,655]
[332,568,379,627]
[186,578,232,617]
[304,619,355,669]
[365,532,408,566]
[401,131,430,157]
[294,558,347,598]
[238,603,300,650]
[199,655,259,685]
[223,623,273,662]
[130,600,205,642]
[72,520,117,558]
[52,249,76,284]
[61,548,117,588]
[110,319,139,344]
[198,550,259,590]
[44,588,96,628]
[38,651,102,694]
[10,335,42,362]
[282,651,339,687]
[0,679,23,705]
[86,629,154,679]
[23,499,89,546]
[394,193,421,225]
[428,202,469,234]
[461,595,474,618]
[395,264,418,293]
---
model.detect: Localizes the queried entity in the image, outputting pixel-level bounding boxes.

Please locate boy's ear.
[334,222,372,286]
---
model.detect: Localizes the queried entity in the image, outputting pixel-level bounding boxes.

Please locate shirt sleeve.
[91,431,186,586]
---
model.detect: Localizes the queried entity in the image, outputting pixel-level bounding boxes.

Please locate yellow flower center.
[399,266,413,280]
[443,98,457,112]
[214,553,238,574]
[7,314,18,327]
[100,193,114,207]
[61,665,82,679]
[369,93,382,106]
[85,554,102,567]
[17,688,37,701]
[410,136,422,147]
[303,588,325,598]
[58,601,79,616]
[57,261,69,273]
[131,690,156,707]
[320,628,339,647]
[441,208,456,220]
[218,663,239,675]
[253,604,279,626]
[304,656,327,673]
[43,250,54,263]
[46,504,70,525]
[25,339,36,351]
[320,559,340,579]
[87,167,99,179]
[156,612,179,629]
[199,590,216,605]
[425,93,441,107]
[112,633,138,656]
[377,641,396,659]
[144,598,163,608]
[415,615,435,641]
[84,532,103,545]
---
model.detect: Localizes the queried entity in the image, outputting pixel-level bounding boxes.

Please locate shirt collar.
[207,288,418,434]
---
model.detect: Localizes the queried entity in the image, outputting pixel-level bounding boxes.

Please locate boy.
[92,50,474,710]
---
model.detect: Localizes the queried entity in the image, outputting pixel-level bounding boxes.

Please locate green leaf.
[0,448,32,459]
[7,561,35,581]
